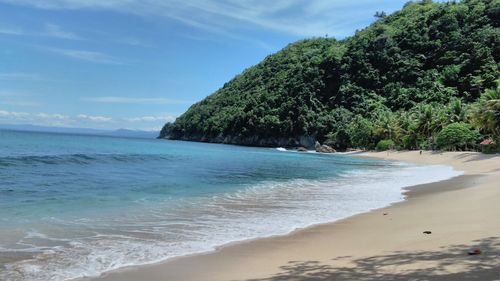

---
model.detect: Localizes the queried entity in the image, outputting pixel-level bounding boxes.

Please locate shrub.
[347,115,374,149]
[325,128,351,151]
[376,139,395,151]
[436,123,480,151]
[418,138,436,150]
[482,143,499,154]
[480,138,499,154]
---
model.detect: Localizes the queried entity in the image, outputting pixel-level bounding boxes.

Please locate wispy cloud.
[82,96,192,105]
[36,112,69,120]
[0,109,30,119]
[126,115,175,123]
[0,23,82,39]
[0,72,45,81]
[0,0,400,38]
[42,23,82,40]
[0,72,77,83]
[77,114,112,122]
[41,47,122,64]
[117,37,153,48]
[0,108,176,129]
[0,90,41,106]
[0,109,111,127]
[0,110,71,126]
[0,26,25,35]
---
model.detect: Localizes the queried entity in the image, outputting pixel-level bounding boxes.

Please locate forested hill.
[160,0,500,151]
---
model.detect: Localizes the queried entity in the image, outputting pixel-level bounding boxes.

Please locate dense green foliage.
[376,139,396,151]
[470,85,500,137]
[161,0,499,151]
[436,122,480,150]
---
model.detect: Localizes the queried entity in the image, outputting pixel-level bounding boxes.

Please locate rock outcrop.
[315,141,336,153]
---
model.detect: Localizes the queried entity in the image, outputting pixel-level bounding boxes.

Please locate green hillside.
[161,0,499,151]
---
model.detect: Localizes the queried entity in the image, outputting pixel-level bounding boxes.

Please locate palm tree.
[415,104,437,138]
[412,104,447,149]
[447,98,467,123]
[374,110,399,141]
[470,84,500,138]
[397,110,419,149]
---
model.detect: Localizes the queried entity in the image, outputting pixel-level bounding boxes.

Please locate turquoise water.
[0,130,461,281]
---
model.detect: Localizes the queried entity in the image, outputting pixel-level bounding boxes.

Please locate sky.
[0,0,410,131]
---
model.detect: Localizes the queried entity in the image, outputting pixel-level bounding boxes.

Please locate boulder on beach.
[315,141,336,153]
[297,147,308,152]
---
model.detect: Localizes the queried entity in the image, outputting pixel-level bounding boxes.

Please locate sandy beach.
[88,151,500,281]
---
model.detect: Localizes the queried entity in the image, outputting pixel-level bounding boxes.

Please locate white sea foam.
[24,229,49,239]
[0,164,462,281]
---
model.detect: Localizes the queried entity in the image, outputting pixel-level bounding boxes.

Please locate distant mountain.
[160,0,499,150]
[0,124,158,139]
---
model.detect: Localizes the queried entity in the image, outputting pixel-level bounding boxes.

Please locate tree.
[446,98,467,124]
[470,83,500,138]
[325,129,351,150]
[376,139,395,151]
[347,115,374,148]
[397,110,420,149]
[414,104,446,139]
[159,123,173,139]
[373,109,400,142]
[374,11,387,18]
[436,122,480,151]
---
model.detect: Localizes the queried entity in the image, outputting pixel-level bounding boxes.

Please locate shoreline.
[87,151,500,281]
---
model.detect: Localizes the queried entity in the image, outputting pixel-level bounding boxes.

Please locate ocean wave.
[0,164,462,281]
[0,153,176,167]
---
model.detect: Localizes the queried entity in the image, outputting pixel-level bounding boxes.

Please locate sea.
[0,130,462,281]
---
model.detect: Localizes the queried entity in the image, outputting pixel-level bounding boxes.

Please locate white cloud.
[1,23,82,39]
[42,47,122,64]
[0,110,112,126]
[42,23,82,40]
[82,96,191,105]
[0,26,25,35]
[77,114,112,122]
[32,112,71,127]
[0,0,403,38]
[36,112,70,120]
[0,110,30,119]
[0,108,175,129]
[126,115,175,123]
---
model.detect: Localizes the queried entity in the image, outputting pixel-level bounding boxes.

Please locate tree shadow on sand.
[429,150,499,163]
[245,237,500,281]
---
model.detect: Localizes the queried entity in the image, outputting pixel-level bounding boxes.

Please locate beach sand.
[88,151,500,281]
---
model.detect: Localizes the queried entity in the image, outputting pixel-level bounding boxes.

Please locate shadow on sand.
[245,237,500,281]
[433,151,499,163]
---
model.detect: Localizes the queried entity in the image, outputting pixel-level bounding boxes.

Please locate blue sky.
[0,0,409,131]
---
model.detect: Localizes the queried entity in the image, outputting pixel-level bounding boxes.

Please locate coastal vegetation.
[160,0,499,152]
